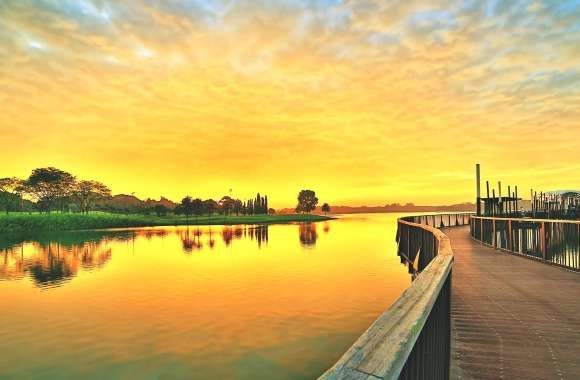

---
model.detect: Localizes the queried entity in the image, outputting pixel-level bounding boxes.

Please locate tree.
[71,180,111,213]
[180,196,194,224]
[255,193,261,214]
[26,167,76,212]
[192,198,204,223]
[0,177,24,213]
[321,203,330,215]
[296,190,318,214]
[268,208,276,215]
[203,199,218,222]
[154,204,169,216]
[219,196,235,216]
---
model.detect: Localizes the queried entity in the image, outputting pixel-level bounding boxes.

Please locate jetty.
[319,165,580,379]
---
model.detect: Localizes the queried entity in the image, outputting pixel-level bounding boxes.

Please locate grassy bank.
[0,212,334,233]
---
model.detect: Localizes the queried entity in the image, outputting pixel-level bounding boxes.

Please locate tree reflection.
[299,222,318,247]
[179,228,203,253]
[1,240,113,288]
[250,225,269,247]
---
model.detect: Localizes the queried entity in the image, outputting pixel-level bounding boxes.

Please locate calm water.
[0,213,412,380]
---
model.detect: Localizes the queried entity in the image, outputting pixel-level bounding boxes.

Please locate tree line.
[174,193,273,222]
[0,167,279,217]
[1,167,331,217]
[0,167,111,214]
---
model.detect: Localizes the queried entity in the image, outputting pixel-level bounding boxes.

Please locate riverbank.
[0,212,334,233]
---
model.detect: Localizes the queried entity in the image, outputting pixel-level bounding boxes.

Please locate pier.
[319,213,580,379]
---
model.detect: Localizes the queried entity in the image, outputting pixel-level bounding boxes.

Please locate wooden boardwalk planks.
[447,226,580,379]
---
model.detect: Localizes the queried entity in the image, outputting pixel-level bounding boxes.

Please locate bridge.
[319,214,580,380]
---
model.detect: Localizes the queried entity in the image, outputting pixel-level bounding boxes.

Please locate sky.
[1,0,579,207]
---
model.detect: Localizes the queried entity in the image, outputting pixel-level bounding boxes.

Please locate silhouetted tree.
[268,208,276,214]
[219,196,235,216]
[0,177,24,213]
[296,190,318,214]
[203,199,218,222]
[26,167,76,212]
[180,196,194,224]
[233,199,243,215]
[321,203,330,215]
[71,180,111,213]
[192,198,204,224]
[154,204,169,216]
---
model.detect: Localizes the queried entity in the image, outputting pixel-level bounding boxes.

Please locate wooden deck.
[447,226,580,379]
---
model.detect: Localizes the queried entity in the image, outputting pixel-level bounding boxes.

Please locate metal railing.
[318,213,471,380]
[471,216,580,271]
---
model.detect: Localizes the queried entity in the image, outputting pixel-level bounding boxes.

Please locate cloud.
[0,0,579,205]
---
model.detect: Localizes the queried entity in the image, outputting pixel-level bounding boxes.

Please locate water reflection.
[1,223,325,287]
[299,223,318,247]
[1,235,122,288]
[0,214,411,380]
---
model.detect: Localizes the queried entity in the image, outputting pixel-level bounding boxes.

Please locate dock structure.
[319,213,580,380]
[319,165,580,379]
[449,225,580,379]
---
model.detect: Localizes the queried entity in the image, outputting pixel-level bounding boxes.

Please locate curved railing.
[318,213,471,380]
[471,216,580,271]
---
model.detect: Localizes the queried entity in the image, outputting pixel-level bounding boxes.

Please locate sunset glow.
[1,1,579,206]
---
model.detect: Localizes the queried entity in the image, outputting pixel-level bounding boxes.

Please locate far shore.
[0,212,335,234]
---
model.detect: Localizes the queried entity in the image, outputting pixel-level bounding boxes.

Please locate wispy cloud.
[0,0,579,205]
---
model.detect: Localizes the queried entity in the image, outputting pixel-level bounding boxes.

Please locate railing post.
[492,219,496,248]
[508,220,513,251]
[540,222,546,260]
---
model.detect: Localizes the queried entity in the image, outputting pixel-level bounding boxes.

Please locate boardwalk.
[447,226,580,379]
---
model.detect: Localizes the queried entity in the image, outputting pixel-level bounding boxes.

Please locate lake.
[0,213,412,380]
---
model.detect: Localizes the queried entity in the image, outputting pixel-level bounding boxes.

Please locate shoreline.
[0,212,335,234]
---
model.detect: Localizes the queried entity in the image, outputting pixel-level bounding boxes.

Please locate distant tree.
[204,199,217,216]
[0,177,24,213]
[233,199,243,215]
[26,167,76,212]
[321,203,330,215]
[268,208,276,215]
[264,195,268,213]
[256,196,261,214]
[203,199,218,223]
[154,204,169,216]
[219,196,235,216]
[192,198,204,223]
[296,190,318,214]
[180,196,194,224]
[71,180,111,213]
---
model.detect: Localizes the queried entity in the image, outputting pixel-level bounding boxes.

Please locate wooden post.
[498,181,502,216]
[540,222,546,260]
[492,189,496,217]
[492,219,496,248]
[515,186,519,216]
[508,219,513,251]
[507,185,511,216]
[486,181,490,216]
[476,164,481,216]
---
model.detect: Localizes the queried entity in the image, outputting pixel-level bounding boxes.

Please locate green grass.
[0,211,334,233]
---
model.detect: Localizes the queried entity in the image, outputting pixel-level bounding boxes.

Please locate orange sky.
[1,1,579,207]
